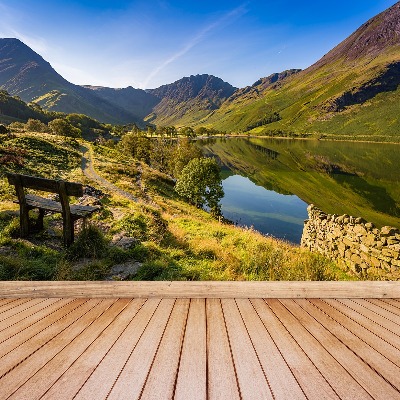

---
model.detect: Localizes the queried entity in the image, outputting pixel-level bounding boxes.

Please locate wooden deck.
[0,282,399,399]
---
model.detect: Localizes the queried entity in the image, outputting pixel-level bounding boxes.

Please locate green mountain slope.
[0,39,141,124]
[0,89,47,123]
[199,2,400,137]
[145,74,237,126]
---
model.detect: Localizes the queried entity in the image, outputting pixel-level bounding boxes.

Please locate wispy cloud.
[0,2,48,54]
[141,3,248,88]
[10,30,48,54]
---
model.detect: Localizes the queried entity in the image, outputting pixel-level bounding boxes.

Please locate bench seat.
[24,194,99,218]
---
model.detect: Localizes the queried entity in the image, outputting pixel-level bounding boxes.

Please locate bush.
[48,118,82,138]
[67,224,108,260]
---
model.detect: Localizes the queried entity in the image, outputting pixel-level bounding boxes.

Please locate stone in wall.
[301,204,400,279]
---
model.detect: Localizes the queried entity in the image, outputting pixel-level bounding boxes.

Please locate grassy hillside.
[193,3,400,137]
[199,50,400,137]
[0,131,355,281]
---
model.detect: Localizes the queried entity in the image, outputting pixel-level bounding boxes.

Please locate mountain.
[145,74,237,126]
[0,89,47,124]
[0,38,141,124]
[200,2,400,137]
[82,85,159,121]
[1,2,399,134]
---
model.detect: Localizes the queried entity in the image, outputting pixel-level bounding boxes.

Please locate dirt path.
[80,145,138,202]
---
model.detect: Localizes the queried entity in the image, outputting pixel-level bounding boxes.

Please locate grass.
[0,131,357,281]
[195,51,400,138]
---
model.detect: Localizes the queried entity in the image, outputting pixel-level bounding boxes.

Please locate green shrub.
[67,224,108,260]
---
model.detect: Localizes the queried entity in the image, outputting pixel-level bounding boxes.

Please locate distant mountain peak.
[315,2,400,67]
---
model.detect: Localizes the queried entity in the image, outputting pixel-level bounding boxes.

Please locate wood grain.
[1,281,399,298]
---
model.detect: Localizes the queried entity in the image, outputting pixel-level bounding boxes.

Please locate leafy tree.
[180,127,195,138]
[195,126,209,137]
[48,118,82,138]
[175,157,224,217]
[8,122,25,132]
[25,118,49,133]
[166,126,177,138]
[119,132,151,164]
[150,138,174,173]
[170,138,202,178]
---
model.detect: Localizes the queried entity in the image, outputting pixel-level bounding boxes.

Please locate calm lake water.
[221,175,308,243]
[201,138,400,244]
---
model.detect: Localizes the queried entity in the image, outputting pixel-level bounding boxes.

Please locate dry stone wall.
[301,204,400,279]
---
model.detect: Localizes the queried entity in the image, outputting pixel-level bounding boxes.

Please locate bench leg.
[19,205,30,237]
[37,209,45,231]
[63,220,74,247]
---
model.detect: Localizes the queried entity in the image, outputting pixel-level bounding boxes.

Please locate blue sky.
[0,0,397,89]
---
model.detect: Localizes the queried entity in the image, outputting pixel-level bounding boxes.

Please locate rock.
[105,261,142,281]
[301,205,400,278]
[83,185,104,198]
[112,233,140,250]
[381,226,399,236]
[0,246,13,255]
[364,222,374,231]
[77,195,102,207]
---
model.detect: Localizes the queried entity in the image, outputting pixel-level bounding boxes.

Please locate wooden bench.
[7,173,100,247]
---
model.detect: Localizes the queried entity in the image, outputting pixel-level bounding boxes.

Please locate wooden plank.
[236,298,306,399]
[352,298,400,325]
[73,298,161,399]
[290,299,400,397]
[322,299,400,359]
[7,172,83,196]
[383,299,400,309]
[206,299,240,400]
[370,298,400,314]
[0,298,59,331]
[7,299,124,399]
[253,298,339,399]
[174,298,207,400]
[0,299,112,399]
[346,299,400,334]
[0,298,72,344]
[140,299,190,400]
[1,281,400,298]
[41,300,146,400]
[0,298,38,319]
[0,299,47,322]
[0,299,87,361]
[108,299,175,399]
[0,299,17,307]
[265,299,368,399]
[221,298,273,400]
[0,298,32,314]
[0,299,95,378]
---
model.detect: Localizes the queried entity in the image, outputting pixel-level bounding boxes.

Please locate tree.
[175,157,224,217]
[170,138,202,178]
[119,132,151,164]
[180,126,195,138]
[25,118,49,133]
[195,126,209,137]
[48,118,82,138]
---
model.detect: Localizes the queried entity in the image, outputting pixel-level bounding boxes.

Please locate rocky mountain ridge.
[1,1,399,134]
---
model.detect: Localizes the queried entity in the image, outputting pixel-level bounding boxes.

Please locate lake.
[201,137,400,244]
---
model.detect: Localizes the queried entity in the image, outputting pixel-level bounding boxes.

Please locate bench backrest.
[7,173,83,197]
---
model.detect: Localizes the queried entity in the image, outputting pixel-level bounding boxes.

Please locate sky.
[0,0,398,89]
